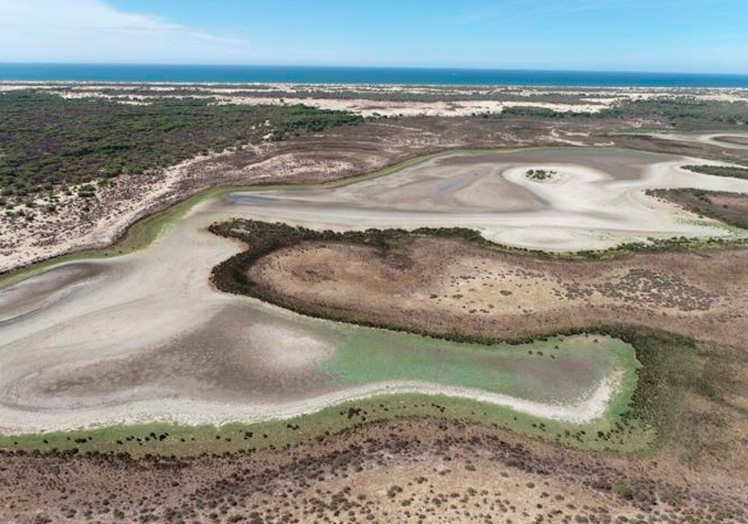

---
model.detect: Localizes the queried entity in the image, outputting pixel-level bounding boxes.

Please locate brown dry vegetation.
[5,106,748,522]
[211,223,748,493]
[2,420,746,524]
[248,235,748,349]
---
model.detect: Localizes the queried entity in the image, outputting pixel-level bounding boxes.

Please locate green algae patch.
[320,332,631,405]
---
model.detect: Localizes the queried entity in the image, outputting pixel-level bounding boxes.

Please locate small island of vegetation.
[525,168,557,181]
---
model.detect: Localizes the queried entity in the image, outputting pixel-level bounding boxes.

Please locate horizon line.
[2,62,748,78]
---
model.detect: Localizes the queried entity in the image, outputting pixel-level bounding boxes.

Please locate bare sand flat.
[226,148,748,250]
[1,147,745,434]
[0,263,105,324]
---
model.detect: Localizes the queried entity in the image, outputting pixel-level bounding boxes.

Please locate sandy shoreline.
[0,374,621,435]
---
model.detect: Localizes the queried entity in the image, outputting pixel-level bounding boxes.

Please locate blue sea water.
[1,63,748,88]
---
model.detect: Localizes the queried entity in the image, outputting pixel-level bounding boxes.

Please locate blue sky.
[1,0,747,73]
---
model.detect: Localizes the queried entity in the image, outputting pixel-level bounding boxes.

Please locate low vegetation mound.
[682,164,748,180]
[525,168,556,181]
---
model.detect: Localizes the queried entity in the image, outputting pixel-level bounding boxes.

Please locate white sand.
[0,374,621,435]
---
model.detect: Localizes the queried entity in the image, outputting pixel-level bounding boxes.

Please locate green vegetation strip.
[0,388,648,459]
[682,164,748,181]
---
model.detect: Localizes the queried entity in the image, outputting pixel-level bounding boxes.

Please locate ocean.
[1,63,748,88]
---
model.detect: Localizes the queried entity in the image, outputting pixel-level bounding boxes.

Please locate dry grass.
[2,419,746,524]
[249,235,748,348]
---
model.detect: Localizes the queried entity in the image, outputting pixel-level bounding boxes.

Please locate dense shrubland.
[0,91,362,198]
[501,97,748,128]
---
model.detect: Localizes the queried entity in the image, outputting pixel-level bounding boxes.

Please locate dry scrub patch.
[2,420,746,524]
[248,235,747,347]
[650,188,748,230]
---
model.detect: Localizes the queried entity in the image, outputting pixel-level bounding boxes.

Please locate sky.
[0,0,747,73]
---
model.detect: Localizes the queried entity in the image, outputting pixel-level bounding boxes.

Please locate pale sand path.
[1,147,745,434]
[650,131,748,150]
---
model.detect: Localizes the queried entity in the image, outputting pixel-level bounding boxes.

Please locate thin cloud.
[0,0,255,63]
[435,0,680,26]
